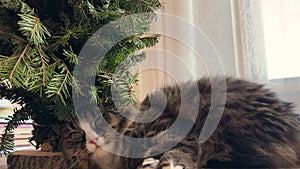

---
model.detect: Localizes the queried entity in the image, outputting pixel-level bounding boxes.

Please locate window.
[261,0,300,80]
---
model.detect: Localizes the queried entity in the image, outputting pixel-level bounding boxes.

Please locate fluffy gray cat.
[59,77,300,169]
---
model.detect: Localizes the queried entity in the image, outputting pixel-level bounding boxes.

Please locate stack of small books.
[0,99,34,150]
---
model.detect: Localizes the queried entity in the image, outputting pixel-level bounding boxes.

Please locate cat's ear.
[140,95,150,108]
[140,90,167,111]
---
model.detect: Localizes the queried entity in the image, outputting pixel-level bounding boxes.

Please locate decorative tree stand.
[7,150,62,169]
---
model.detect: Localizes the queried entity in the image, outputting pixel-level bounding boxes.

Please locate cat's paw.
[155,157,185,169]
[137,158,185,169]
[138,157,185,169]
[137,158,160,169]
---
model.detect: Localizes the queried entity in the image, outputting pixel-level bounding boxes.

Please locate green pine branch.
[18,13,51,47]
[45,60,73,104]
[0,0,162,152]
[1,0,32,13]
[0,30,27,43]
[0,126,14,156]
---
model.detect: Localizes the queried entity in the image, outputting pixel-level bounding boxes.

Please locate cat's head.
[56,122,97,169]
[81,108,143,169]
[80,119,123,169]
[58,111,131,169]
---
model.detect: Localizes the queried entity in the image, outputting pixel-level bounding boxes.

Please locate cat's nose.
[90,137,98,144]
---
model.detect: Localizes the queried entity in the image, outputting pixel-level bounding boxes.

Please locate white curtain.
[231,0,268,82]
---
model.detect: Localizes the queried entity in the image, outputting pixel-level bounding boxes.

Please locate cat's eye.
[70,131,84,141]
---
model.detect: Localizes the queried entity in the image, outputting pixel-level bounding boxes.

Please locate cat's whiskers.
[60,148,90,169]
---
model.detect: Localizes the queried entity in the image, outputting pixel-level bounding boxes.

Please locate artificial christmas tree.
[0,0,161,155]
